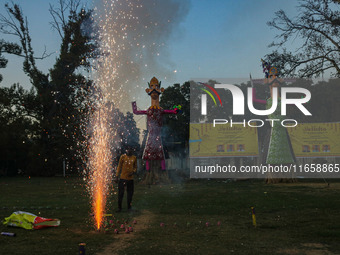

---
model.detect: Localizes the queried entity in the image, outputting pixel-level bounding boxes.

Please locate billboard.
[288,123,340,158]
[189,123,259,158]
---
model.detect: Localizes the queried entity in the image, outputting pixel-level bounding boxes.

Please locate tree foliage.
[160,82,190,155]
[0,1,96,175]
[103,102,140,167]
[0,40,21,83]
[266,0,340,78]
[0,84,40,175]
[0,1,141,176]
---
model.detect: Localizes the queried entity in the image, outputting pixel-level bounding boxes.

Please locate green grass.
[1,177,340,254]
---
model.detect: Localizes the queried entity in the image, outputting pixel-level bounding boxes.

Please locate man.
[115,147,137,212]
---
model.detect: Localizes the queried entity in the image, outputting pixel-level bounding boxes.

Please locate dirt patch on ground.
[96,210,154,255]
[278,243,335,255]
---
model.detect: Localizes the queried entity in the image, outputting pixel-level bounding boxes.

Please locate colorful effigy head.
[145,77,164,99]
[261,58,278,78]
[261,59,281,88]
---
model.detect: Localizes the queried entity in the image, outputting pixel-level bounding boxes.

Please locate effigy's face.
[145,82,165,100]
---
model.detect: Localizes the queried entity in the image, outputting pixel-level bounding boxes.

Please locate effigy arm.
[252,87,267,105]
[163,109,178,114]
[132,101,147,115]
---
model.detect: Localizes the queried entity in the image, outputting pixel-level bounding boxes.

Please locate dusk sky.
[1,0,305,90]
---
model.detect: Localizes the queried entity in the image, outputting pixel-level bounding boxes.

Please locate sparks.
[82,0,186,230]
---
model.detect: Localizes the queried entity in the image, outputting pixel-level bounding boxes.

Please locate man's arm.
[116,155,124,179]
[128,156,138,177]
[133,156,137,173]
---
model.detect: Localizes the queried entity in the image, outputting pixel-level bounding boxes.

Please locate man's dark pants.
[118,179,134,210]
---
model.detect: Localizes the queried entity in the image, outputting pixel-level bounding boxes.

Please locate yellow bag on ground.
[3,211,60,230]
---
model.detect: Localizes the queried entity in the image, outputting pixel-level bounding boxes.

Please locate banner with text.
[189,123,259,158]
[288,122,340,158]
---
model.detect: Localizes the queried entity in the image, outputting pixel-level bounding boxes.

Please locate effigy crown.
[148,77,161,87]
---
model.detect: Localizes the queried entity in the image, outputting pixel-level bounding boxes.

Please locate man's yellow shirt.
[116,154,137,180]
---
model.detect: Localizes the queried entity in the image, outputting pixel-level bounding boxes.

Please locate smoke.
[90,0,190,111]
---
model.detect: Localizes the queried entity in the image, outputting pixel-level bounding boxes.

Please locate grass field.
[1,177,340,254]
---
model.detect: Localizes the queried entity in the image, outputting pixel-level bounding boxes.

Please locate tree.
[0,40,21,83]
[103,102,140,168]
[160,82,190,155]
[266,0,340,78]
[123,112,140,152]
[0,1,96,175]
[307,78,340,122]
[0,84,40,175]
[47,1,97,173]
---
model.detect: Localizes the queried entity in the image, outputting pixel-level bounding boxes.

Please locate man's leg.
[127,180,134,210]
[117,179,125,211]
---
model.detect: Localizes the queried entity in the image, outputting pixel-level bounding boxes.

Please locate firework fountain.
[85,0,189,230]
[86,0,130,230]
[87,109,112,230]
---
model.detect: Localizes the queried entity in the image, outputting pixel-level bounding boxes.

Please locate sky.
[1,0,302,86]
[0,0,313,129]
[171,0,298,80]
